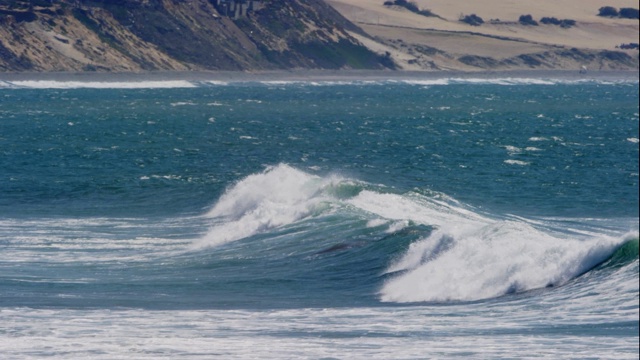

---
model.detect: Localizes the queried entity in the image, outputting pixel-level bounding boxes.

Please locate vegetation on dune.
[598,6,619,17]
[459,13,484,26]
[619,8,639,19]
[598,6,639,19]
[540,17,576,28]
[518,15,576,28]
[383,0,437,18]
[518,14,538,26]
[480,14,576,29]
[618,43,639,50]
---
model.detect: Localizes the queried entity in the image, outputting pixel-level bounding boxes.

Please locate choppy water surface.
[0,78,638,359]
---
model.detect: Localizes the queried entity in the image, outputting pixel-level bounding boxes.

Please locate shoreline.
[1,69,638,83]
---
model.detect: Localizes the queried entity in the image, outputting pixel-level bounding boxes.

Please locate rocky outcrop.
[0,0,393,72]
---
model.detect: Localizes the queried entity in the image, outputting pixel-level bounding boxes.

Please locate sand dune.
[327,0,639,70]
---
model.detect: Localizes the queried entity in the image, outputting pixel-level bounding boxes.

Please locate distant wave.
[0,80,198,89]
[261,78,638,87]
[0,77,636,89]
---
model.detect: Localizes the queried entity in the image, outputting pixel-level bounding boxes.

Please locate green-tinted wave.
[597,236,639,269]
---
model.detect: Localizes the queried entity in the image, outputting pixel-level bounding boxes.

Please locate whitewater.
[0,77,638,359]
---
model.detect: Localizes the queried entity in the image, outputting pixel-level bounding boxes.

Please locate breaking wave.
[194,164,344,248]
[193,164,637,302]
[380,225,636,303]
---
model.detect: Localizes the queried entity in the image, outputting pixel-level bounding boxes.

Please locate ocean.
[0,76,638,359]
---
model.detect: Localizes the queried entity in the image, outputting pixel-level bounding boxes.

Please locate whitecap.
[366,219,388,228]
[386,220,410,234]
[504,145,522,154]
[194,164,343,248]
[504,159,530,166]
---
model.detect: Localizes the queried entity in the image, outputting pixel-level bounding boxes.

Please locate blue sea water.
[0,77,638,358]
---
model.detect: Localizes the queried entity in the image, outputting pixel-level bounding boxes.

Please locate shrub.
[417,9,436,17]
[519,14,538,26]
[596,6,638,19]
[540,16,561,25]
[460,14,484,26]
[619,43,639,50]
[540,17,576,28]
[402,1,420,13]
[383,0,437,17]
[598,6,619,17]
[619,8,639,19]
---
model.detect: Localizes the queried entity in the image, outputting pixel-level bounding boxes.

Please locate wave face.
[191,164,637,303]
[0,81,637,358]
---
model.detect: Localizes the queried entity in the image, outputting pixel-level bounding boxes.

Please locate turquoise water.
[0,78,638,358]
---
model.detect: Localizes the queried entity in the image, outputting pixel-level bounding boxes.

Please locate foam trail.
[380,223,632,303]
[401,78,638,86]
[194,164,340,248]
[347,190,489,231]
[5,80,197,89]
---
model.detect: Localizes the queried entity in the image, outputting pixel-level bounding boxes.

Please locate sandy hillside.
[327,0,639,70]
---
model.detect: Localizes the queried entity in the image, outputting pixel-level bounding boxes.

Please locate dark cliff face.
[231,0,392,69]
[94,0,264,70]
[0,0,394,72]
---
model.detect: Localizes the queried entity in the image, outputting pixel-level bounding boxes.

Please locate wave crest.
[380,223,634,303]
[194,164,344,248]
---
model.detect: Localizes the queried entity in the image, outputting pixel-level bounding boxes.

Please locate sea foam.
[2,80,197,89]
[376,208,632,303]
[339,180,634,302]
[195,164,341,248]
